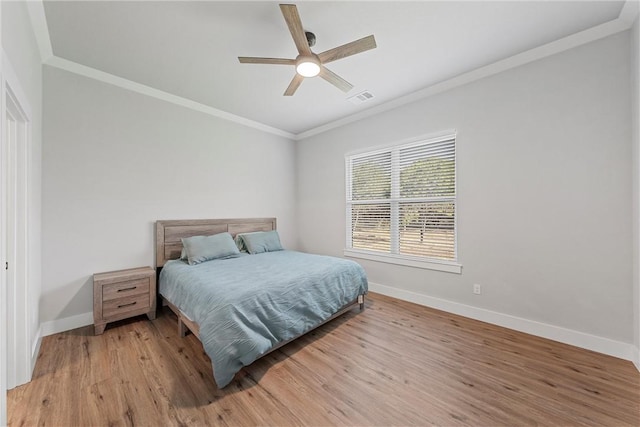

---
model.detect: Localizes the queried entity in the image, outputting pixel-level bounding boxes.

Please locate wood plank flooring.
[8,292,640,426]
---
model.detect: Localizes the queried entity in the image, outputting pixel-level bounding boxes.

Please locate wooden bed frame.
[155,218,365,350]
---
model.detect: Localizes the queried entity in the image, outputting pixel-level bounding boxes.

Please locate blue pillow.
[237,230,283,254]
[181,232,240,265]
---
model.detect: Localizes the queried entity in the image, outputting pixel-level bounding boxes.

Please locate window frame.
[344,130,462,274]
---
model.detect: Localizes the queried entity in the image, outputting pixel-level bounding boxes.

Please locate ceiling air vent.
[347,90,375,105]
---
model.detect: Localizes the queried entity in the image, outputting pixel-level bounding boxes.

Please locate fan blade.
[319,66,353,92]
[280,4,312,56]
[238,57,295,65]
[318,35,377,64]
[284,74,304,96]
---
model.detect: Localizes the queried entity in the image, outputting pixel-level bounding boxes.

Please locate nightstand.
[93,266,156,335]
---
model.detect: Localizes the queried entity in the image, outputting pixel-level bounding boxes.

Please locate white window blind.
[346,134,457,263]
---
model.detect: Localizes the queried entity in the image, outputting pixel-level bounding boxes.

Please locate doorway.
[1,57,32,405]
[4,84,29,390]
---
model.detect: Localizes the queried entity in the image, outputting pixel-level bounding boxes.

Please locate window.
[345,132,460,273]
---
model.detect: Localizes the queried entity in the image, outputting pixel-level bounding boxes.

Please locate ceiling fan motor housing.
[305,31,316,47]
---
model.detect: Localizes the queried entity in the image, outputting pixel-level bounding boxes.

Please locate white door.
[5,98,16,391]
[4,85,30,391]
[0,5,5,422]
[1,46,33,424]
[0,66,6,426]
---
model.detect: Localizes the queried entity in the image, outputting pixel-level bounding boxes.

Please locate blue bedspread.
[159,250,368,388]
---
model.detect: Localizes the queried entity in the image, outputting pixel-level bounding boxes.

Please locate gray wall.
[297,32,632,343]
[42,66,297,323]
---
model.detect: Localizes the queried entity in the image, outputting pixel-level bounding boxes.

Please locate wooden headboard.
[155,218,277,267]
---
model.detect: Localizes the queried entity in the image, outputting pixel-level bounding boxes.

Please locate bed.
[155,218,368,388]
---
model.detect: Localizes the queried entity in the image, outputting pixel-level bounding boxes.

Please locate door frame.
[0,4,5,420]
[1,48,33,397]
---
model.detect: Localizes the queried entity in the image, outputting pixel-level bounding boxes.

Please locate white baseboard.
[30,326,42,375]
[34,292,638,369]
[40,311,93,337]
[368,282,635,362]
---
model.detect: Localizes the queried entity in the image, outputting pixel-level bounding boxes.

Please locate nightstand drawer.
[103,278,149,301]
[103,293,150,318]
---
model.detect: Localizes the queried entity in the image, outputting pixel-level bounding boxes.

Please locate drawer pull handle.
[117,286,137,292]
[117,302,137,309]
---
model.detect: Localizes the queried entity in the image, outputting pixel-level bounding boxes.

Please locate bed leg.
[358,294,365,311]
[178,317,188,338]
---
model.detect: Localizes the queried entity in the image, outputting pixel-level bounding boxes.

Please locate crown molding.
[296,13,633,140]
[45,56,296,139]
[25,0,53,62]
[27,0,295,139]
[619,0,640,26]
[26,0,637,142]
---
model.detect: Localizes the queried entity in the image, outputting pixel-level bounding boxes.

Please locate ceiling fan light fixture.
[296,56,320,77]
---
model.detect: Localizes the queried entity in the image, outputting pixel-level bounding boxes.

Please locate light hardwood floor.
[8,292,640,426]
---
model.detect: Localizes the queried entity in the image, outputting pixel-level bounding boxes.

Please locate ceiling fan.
[238,4,377,96]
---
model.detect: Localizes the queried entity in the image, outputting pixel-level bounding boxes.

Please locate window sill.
[344,249,462,274]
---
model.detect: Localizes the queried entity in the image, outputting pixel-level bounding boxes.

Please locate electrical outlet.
[473,284,481,295]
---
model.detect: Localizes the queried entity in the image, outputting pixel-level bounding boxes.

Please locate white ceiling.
[42,1,626,135]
